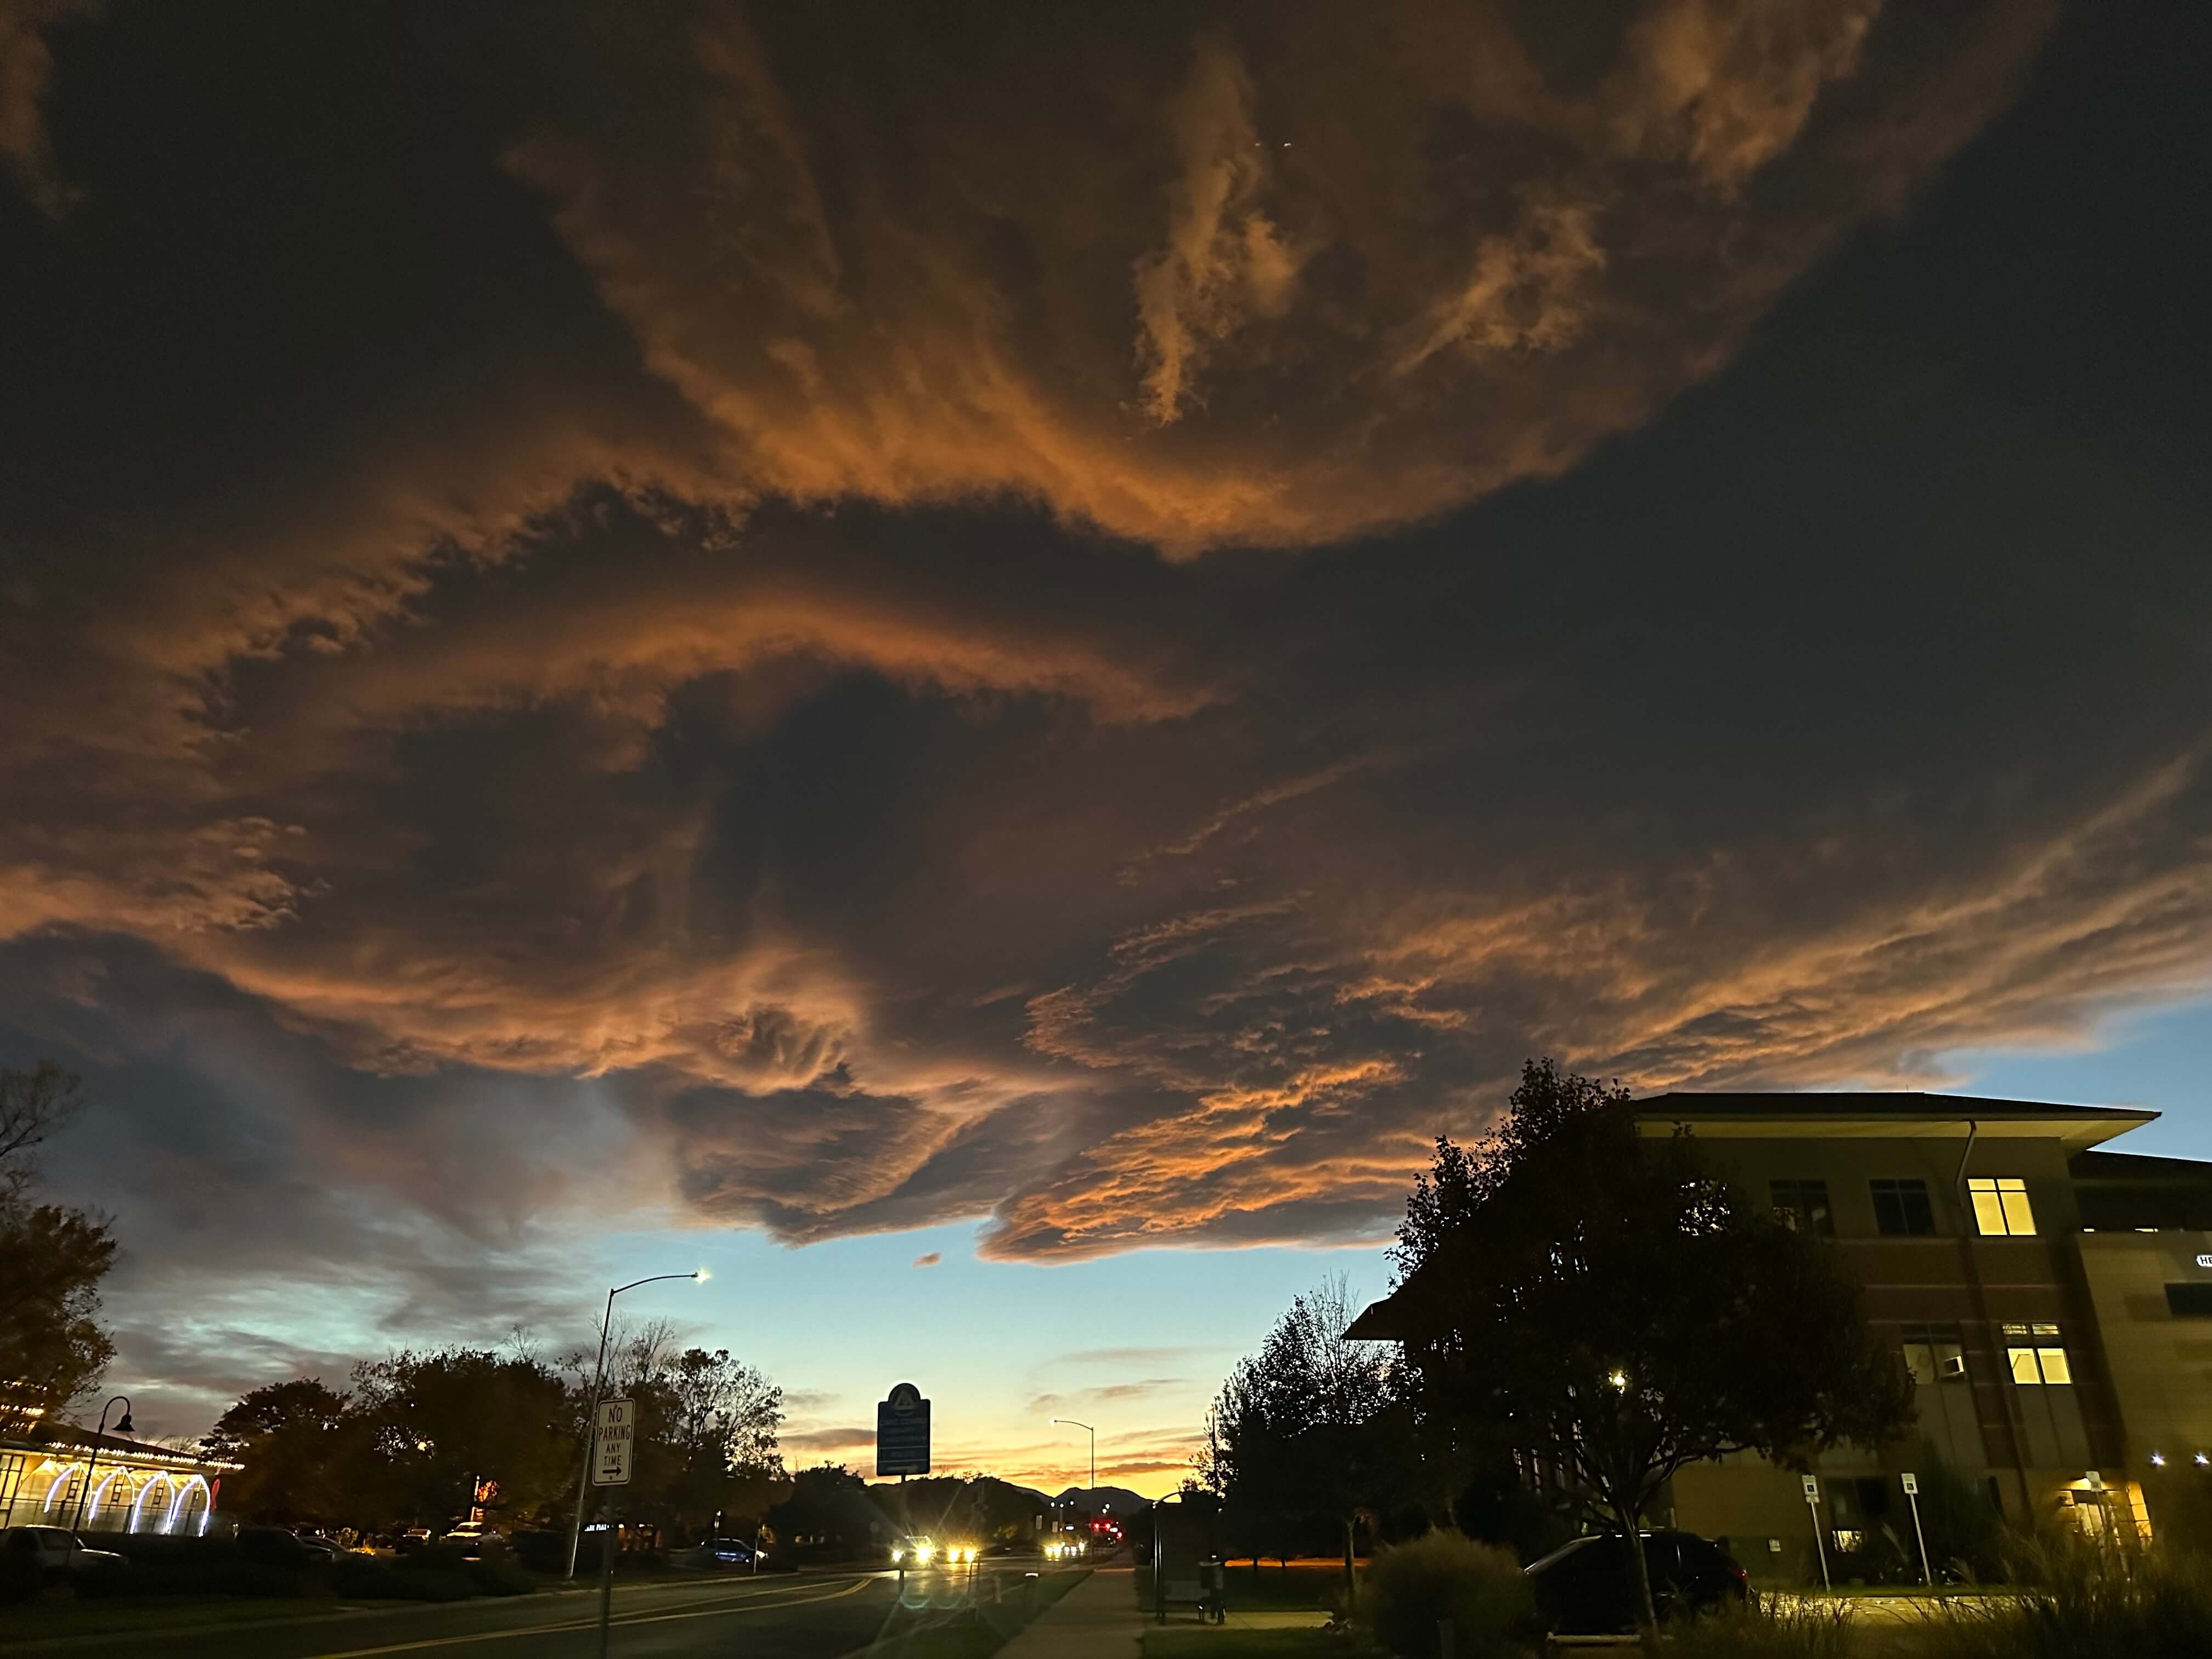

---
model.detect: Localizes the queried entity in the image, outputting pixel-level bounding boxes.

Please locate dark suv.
[1525,1529,1750,1634]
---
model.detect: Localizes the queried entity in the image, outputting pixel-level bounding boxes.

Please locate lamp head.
[114,1409,134,1435]
[693,1268,709,1283]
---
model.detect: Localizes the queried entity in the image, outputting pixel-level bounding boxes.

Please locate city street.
[7,1566,1082,1659]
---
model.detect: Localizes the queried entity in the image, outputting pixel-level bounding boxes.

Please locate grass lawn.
[1136,1562,1352,1615]
[1142,1629,1375,1659]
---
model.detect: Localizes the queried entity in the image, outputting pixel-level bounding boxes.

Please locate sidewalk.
[1000,1566,1143,1659]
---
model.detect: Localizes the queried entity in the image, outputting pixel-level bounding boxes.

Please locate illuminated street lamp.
[71,1395,133,1536]
[564,1271,707,1578]
[1049,1417,1097,1499]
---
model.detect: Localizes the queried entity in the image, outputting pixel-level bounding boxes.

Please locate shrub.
[1359,1530,1542,1659]
[1912,1535,2212,1659]
[82,1556,302,1599]
[509,1529,568,1574]
[1668,1600,1857,1659]
[464,1551,535,1596]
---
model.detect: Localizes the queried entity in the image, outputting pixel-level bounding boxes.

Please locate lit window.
[1871,1179,1937,1236]
[1969,1177,2036,1236]
[1771,1179,1835,1237]
[2003,1322,2070,1385]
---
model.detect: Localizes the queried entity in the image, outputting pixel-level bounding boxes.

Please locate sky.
[3,1,2210,1498]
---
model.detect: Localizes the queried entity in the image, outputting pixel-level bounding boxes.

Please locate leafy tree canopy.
[1390,1059,1915,1630]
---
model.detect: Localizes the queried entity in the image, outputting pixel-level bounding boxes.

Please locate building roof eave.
[1633,1092,2156,1154]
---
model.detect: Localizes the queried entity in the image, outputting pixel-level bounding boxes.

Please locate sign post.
[1802,1475,1830,1593]
[1901,1472,1931,1586]
[876,1382,932,1477]
[592,1397,633,1488]
[591,1399,632,1658]
[878,1382,930,1590]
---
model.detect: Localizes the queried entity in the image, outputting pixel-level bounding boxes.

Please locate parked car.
[236,1525,318,1566]
[395,1527,436,1556]
[1525,1529,1749,1634]
[292,1531,343,1561]
[2,1525,128,1585]
[441,1522,498,1558]
[696,1535,760,1567]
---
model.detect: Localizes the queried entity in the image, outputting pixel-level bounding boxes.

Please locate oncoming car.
[890,1536,980,1566]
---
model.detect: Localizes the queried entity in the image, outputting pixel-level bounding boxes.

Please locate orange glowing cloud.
[508,1,2054,552]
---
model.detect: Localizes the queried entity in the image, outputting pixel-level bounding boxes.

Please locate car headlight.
[915,1544,935,1564]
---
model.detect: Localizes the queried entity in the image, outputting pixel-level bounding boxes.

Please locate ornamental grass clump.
[1911,1533,2212,1659]
[1357,1530,1543,1659]
[1666,1599,1858,1659]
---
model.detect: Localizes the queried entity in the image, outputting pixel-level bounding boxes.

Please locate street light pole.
[1049,1418,1097,1500]
[71,1396,134,1537]
[564,1271,705,1579]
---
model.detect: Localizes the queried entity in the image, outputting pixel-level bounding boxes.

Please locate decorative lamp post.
[71,1396,134,1536]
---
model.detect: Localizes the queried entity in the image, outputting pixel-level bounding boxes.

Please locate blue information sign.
[876,1381,931,1476]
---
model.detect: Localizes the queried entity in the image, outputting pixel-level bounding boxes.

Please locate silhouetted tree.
[766,1463,884,1560]
[0,1063,116,1437]
[1200,1275,1407,1584]
[202,1378,359,1524]
[606,1323,788,1541]
[1390,1060,1915,1643]
[349,1346,575,1528]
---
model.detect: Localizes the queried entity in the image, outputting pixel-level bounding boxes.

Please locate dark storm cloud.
[0,0,92,214]
[4,0,2210,1414]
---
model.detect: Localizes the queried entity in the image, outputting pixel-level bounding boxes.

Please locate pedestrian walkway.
[999,1566,1143,1659]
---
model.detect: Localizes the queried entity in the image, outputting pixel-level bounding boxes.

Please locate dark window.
[2165,1283,2212,1317]
[1852,1477,1893,1520]
[1901,1322,1967,1384]
[1770,1179,1835,1236]
[1871,1178,1936,1236]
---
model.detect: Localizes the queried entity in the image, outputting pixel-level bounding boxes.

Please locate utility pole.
[565,1271,704,1579]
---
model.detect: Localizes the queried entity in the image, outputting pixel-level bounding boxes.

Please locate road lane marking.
[304,1575,881,1657]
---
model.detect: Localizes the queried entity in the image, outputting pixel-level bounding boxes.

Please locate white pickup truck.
[1,1525,128,1584]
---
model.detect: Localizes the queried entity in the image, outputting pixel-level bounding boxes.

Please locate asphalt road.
[12,1567,1058,1659]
